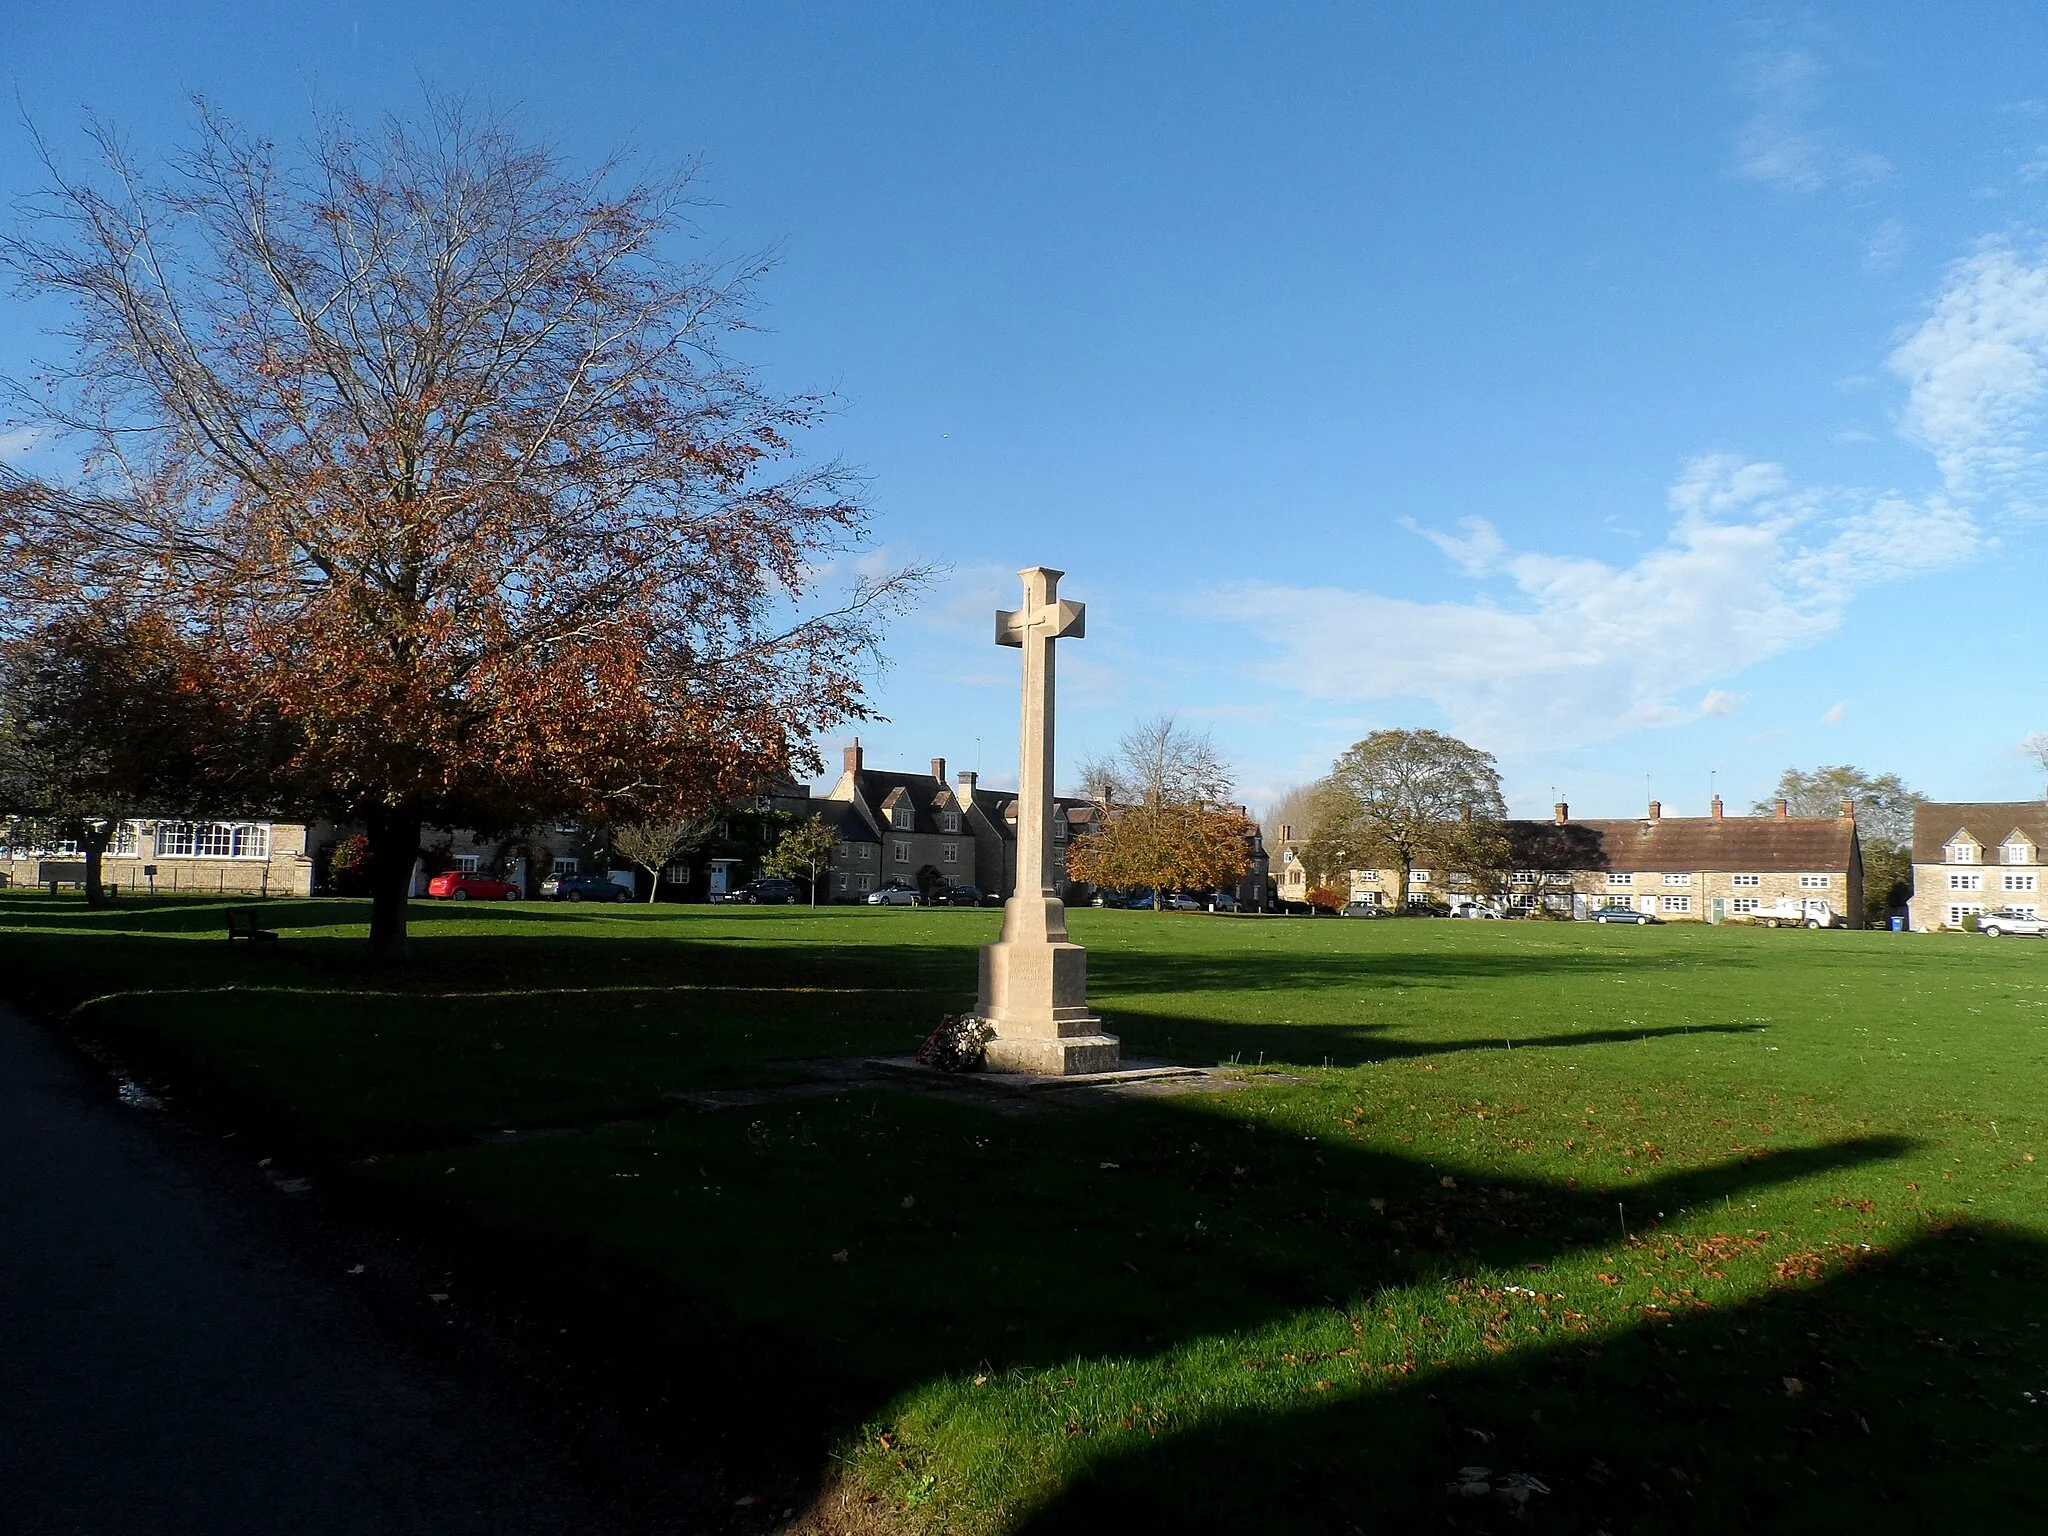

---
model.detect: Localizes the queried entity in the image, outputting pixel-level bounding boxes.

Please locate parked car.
[427,871,523,901]
[1341,901,1383,918]
[940,884,990,907]
[1163,892,1205,912]
[1752,898,1839,930]
[1591,905,1660,924]
[1449,901,1501,919]
[866,882,922,906]
[1207,890,1239,912]
[1979,909,2048,938]
[729,876,803,905]
[540,871,631,902]
[1124,890,1156,910]
[1091,891,1127,908]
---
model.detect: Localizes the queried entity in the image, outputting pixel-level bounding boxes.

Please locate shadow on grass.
[1113,1014,1766,1069]
[1017,1217,2048,1534]
[370,1081,1943,1525]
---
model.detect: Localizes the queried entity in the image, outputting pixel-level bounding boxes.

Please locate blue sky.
[6,3,2048,817]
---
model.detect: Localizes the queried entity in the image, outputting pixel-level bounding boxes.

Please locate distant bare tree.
[613,817,712,904]
[1076,714,1231,807]
[2024,734,2048,793]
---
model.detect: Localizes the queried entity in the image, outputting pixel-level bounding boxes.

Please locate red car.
[427,871,523,901]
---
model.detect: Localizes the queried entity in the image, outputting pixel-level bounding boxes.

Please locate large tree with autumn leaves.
[0,99,913,956]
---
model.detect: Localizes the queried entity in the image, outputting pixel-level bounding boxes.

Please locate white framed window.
[1731,873,1761,888]
[663,862,689,884]
[1358,870,1381,882]
[1731,897,1761,914]
[1663,895,1691,913]
[893,841,910,864]
[837,873,850,891]
[106,822,139,856]
[941,811,961,833]
[455,855,480,873]
[1949,872,1983,891]
[1662,872,1690,887]
[1509,870,1537,886]
[857,843,872,861]
[1410,871,1429,886]
[2004,873,2038,892]
[553,820,578,835]
[1948,902,1985,926]
[942,842,959,864]
[1798,874,1830,889]
[891,806,913,829]
[2003,903,2041,919]
[1948,842,1979,864]
[157,822,270,860]
[1607,872,1633,887]
[551,856,579,876]
[857,873,874,892]
[2003,841,2033,865]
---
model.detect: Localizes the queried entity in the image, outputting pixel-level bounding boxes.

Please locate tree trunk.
[364,808,422,961]
[82,826,111,907]
[1393,862,1410,915]
[646,866,660,904]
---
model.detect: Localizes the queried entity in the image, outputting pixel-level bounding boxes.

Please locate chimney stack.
[1554,801,1568,824]
[1711,795,1724,820]
[844,738,863,774]
[958,770,977,802]
[1776,798,1789,820]
[1279,823,1294,843]
[1648,799,1662,820]
[930,756,946,783]
[1840,797,1855,820]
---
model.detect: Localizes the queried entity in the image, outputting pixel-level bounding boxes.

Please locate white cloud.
[1219,456,1979,752]
[1864,219,1909,273]
[1890,240,2048,515]
[1821,701,1848,725]
[1700,689,1746,717]
[1731,50,1891,195]
[0,428,43,463]
[1403,515,1506,577]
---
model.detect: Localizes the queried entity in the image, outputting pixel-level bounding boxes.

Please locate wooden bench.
[225,908,279,945]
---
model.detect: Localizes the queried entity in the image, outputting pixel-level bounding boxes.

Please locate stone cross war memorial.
[975,567,1121,1076]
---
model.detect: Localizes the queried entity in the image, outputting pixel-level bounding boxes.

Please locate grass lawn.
[5,893,2047,1532]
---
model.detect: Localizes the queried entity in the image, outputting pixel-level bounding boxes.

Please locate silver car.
[865,884,921,906]
[1979,909,2048,938]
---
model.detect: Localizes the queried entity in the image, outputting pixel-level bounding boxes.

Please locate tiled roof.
[812,799,878,843]
[1508,814,1857,873]
[1912,802,2048,865]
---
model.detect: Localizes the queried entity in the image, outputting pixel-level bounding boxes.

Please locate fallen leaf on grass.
[1440,1176,1457,1189]
[1783,1377,1806,1396]
[831,1250,850,1264]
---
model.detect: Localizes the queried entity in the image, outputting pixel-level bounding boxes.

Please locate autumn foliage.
[0,100,912,954]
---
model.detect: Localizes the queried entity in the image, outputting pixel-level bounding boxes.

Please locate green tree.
[1755,765,1925,925]
[0,610,261,905]
[1308,729,1507,913]
[762,815,840,905]
[1753,765,1924,846]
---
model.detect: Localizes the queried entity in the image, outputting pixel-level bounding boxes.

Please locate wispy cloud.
[1890,240,2048,516]
[1731,49,1891,195]
[1700,689,1746,718]
[1221,459,1977,751]
[0,428,43,463]
[1821,701,1848,725]
[1864,218,1909,273]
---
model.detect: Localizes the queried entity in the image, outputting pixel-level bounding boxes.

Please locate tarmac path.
[0,1001,711,1535]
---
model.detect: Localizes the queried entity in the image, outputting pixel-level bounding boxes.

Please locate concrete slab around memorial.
[976,565,1120,1076]
[864,1056,1213,1097]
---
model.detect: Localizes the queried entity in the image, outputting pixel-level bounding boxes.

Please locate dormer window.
[891,806,913,830]
[941,811,960,833]
[1948,841,1979,865]
[2002,839,2034,865]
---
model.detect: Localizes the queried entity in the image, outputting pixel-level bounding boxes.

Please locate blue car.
[540,871,632,902]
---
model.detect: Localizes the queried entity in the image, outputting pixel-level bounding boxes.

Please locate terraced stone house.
[1908,801,2048,933]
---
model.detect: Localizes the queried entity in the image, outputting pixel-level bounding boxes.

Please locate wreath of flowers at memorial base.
[915,1013,995,1073]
